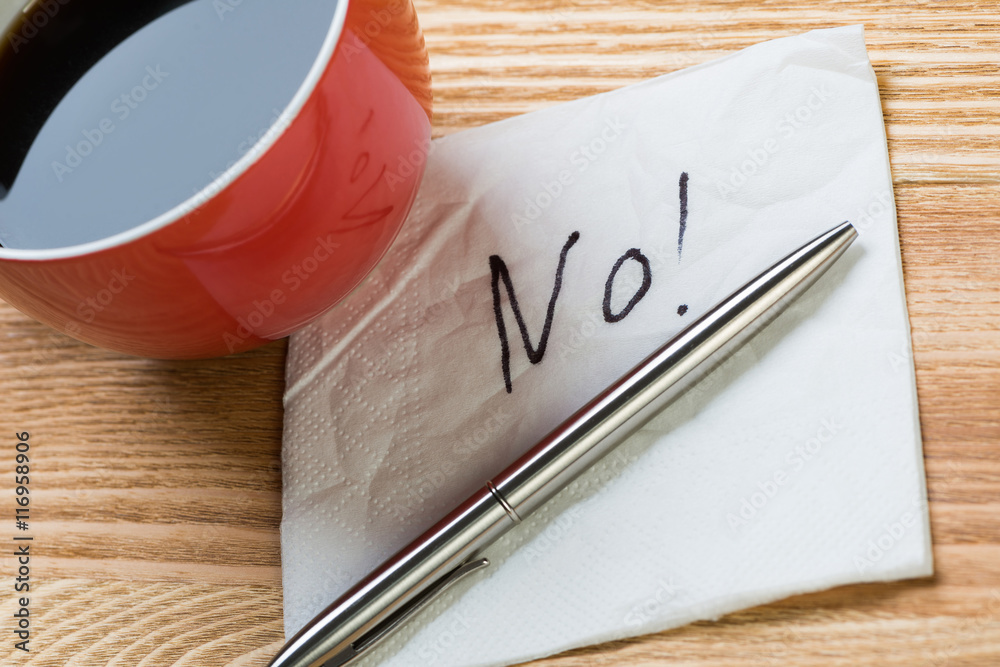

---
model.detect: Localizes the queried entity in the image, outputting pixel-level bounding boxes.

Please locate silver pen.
[270,221,858,667]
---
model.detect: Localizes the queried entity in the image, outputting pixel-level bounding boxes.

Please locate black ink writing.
[677,171,689,260]
[603,249,652,323]
[490,232,580,393]
[490,172,693,390]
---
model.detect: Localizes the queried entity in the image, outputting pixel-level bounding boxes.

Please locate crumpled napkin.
[281,25,931,667]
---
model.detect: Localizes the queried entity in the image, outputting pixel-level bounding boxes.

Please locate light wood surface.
[2,1,999,665]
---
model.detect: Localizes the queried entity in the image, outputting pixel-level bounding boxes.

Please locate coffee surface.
[0,0,341,249]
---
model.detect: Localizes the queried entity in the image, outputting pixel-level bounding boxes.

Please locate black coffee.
[0,0,341,249]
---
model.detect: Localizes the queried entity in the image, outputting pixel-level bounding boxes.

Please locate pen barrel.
[491,221,857,518]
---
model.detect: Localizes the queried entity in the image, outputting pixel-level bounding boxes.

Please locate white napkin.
[281,25,931,667]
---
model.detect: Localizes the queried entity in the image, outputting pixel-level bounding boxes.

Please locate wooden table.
[2,1,998,665]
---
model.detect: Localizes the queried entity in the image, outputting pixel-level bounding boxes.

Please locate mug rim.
[0,0,351,262]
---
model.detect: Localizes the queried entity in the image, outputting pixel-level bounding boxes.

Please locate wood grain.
[1,0,999,664]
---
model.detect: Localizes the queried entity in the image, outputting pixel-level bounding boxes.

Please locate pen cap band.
[487,481,522,524]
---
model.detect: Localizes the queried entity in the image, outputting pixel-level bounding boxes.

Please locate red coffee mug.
[0,0,431,358]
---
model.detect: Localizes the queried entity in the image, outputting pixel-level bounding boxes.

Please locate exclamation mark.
[676,171,689,316]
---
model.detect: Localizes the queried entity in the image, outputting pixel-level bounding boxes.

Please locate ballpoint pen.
[270,220,859,667]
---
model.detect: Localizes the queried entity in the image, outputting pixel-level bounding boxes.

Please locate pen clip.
[325,557,490,666]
